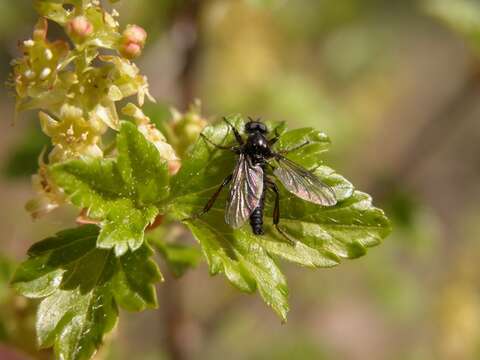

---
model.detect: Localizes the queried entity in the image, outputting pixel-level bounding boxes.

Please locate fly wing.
[273,155,337,206]
[225,153,264,228]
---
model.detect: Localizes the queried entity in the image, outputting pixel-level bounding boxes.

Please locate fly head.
[245,118,268,135]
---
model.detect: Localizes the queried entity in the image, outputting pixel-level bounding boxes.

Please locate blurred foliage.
[425,0,480,56]
[0,255,42,358]
[434,213,480,359]
[151,236,202,278]
[199,0,407,167]
[0,256,14,301]
[3,122,50,179]
[0,255,15,344]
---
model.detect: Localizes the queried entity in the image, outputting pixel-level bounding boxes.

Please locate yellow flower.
[13,18,70,101]
[40,104,103,162]
[100,55,155,106]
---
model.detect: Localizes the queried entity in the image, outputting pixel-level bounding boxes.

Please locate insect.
[191,117,337,241]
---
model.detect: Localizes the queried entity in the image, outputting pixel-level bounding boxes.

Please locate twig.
[371,67,480,199]
[162,272,187,360]
[160,1,204,359]
[177,0,203,110]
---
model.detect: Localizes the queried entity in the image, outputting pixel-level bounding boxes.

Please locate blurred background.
[1,0,480,359]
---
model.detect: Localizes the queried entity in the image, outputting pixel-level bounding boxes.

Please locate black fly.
[190,117,337,242]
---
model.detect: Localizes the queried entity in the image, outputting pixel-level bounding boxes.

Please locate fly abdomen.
[250,206,264,235]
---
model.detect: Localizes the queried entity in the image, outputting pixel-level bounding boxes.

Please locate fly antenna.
[247,116,263,123]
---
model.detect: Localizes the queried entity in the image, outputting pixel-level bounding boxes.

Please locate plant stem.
[177,0,203,110]
[162,272,187,360]
[160,1,204,359]
[370,67,480,200]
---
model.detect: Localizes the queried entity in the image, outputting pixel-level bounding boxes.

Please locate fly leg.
[200,117,244,150]
[200,133,237,151]
[278,141,310,155]
[266,179,296,245]
[268,126,282,146]
[184,174,233,221]
[223,117,244,145]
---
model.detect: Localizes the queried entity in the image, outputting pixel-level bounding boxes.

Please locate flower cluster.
[11,0,158,218]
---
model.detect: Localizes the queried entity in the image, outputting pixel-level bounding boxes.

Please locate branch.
[160,1,205,359]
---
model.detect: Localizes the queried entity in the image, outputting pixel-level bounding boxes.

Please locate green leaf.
[169,114,391,320]
[116,120,169,204]
[50,121,169,256]
[11,225,162,360]
[111,244,163,311]
[34,1,70,25]
[150,236,202,277]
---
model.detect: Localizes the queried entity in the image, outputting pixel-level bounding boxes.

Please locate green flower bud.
[170,100,208,157]
[25,151,65,219]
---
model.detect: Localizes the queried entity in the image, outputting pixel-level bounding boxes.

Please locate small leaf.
[38,286,117,359]
[112,244,163,311]
[11,225,162,360]
[34,2,70,25]
[169,115,391,319]
[151,236,202,277]
[50,122,169,256]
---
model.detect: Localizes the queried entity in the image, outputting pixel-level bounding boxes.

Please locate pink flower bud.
[119,25,147,59]
[168,160,182,175]
[67,16,93,38]
[123,25,147,46]
[120,42,142,59]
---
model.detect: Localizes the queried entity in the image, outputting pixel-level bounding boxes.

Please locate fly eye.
[246,121,267,133]
[257,123,267,133]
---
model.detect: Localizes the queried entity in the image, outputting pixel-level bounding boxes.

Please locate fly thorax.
[246,133,269,154]
[249,153,265,165]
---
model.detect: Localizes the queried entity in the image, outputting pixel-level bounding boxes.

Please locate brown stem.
[160,1,204,360]
[371,67,480,200]
[177,0,203,110]
[395,73,480,180]
[162,273,187,360]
